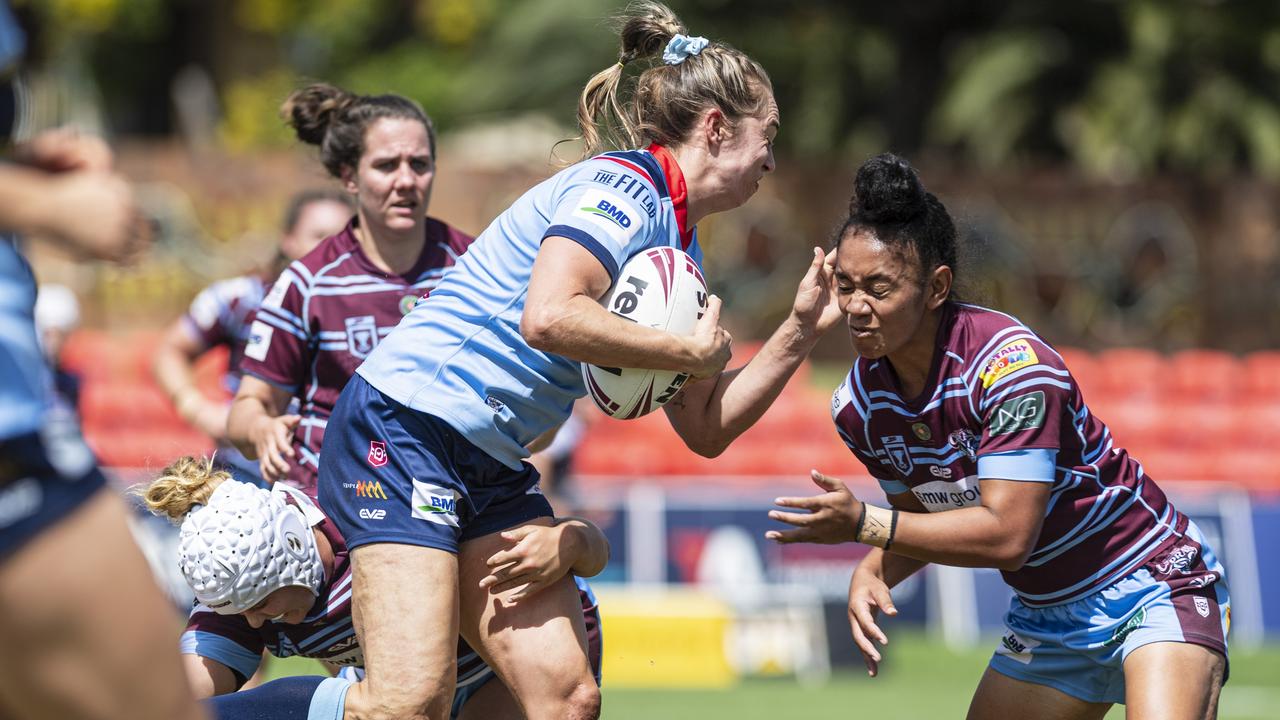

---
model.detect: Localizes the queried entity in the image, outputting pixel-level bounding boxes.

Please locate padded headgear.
[177,480,324,615]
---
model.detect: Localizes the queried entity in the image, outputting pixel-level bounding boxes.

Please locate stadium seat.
[1158,401,1238,451]
[1242,351,1280,401]
[87,427,213,470]
[79,380,180,431]
[1167,349,1243,403]
[1093,348,1168,400]
[1055,346,1102,399]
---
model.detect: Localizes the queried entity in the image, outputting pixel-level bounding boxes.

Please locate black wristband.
[853,502,866,542]
[882,509,900,552]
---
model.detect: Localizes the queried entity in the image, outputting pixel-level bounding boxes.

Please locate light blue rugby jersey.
[0,237,49,440]
[358,147,703,469]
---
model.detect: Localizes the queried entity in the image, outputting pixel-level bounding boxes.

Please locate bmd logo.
[581,199,632,229]
[421,495,456,515]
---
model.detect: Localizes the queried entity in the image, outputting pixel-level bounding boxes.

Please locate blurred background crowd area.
[17,0,1280,484]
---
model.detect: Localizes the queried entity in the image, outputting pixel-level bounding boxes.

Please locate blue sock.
[206,676,352,720]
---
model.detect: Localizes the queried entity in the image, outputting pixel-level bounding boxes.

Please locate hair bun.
[281,84,356,147]
[850,153,926,224]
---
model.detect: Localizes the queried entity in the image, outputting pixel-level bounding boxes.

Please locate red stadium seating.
[1093,348,1168,400]
[1242,351,1280,401]
[1167,350,1244,402]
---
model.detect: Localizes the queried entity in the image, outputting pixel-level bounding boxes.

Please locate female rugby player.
[769,153,1228,720]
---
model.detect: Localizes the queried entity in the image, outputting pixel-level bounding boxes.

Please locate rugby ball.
[582,246,708,419]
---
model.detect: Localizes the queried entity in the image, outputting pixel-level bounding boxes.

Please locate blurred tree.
[16,0,1280,179]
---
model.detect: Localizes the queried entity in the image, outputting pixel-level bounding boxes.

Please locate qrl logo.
[368,441,388,468]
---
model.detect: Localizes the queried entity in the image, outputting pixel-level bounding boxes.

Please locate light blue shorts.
[989,521,1230,705]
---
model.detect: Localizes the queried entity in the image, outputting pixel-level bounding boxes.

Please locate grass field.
[266,629,1280,719]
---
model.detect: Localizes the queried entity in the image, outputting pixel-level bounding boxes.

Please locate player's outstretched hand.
[766,469,864,544]
[848,563,897,677]
[480,522,574,603]
[19,128,114,173]
[43,170,144,261]
[686,293,732,380]
[250,414,300,483]
[790,246,842,336]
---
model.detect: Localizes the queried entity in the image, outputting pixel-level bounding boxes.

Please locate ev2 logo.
[358,508,386,520]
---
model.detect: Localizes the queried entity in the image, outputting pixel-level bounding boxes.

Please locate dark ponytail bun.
[850,153,927,225]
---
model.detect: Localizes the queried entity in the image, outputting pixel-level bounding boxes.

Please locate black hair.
[837,153,958,289]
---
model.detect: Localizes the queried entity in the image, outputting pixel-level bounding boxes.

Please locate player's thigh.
[1123,641,1224,720]
[0,490,204,720]
[968,666,1111,720]
[343,542,459,718]
[457,520,596,707]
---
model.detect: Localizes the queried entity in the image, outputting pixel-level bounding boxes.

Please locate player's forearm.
[558,517,610,578]
[666,312,818,455]
[880,506,1033,571]
[522,294,701,373]
[226,396,272,458]
[858,547,929,588]
[153,341,203,421]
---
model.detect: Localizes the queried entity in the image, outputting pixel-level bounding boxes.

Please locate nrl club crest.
[948,428,979,461]
[345,315,379,359]
[881,435,914,476]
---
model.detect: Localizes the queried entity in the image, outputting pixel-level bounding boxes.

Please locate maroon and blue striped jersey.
[832,302,1186,606]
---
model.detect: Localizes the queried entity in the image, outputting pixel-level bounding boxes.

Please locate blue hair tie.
[663,33,709,65]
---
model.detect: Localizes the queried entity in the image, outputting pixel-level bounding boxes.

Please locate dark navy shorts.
[318,374,553,553]
[0,419,106,560]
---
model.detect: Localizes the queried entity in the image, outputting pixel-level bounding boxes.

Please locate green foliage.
[23,0,1280,179]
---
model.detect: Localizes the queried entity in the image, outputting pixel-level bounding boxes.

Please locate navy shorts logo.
[368,441,388,468]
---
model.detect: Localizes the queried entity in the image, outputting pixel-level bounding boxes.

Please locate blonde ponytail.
[133,456,231,523]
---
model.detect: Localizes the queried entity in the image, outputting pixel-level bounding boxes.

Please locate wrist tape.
[856,503,899,550]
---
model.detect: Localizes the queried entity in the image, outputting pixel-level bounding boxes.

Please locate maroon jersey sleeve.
[180,280,237,351]
[972,334,1071,464]
[181,607,267,684]
[240,265,312,392]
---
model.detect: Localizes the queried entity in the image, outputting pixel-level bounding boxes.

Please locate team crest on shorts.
[1194,596,1211,618]
[881,435,914,476]
[345,315,379,359]
[367,441,388,468]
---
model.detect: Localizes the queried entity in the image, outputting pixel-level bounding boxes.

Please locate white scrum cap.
[177,480,324,615]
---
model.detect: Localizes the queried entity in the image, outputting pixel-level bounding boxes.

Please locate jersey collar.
[647,143,694,250]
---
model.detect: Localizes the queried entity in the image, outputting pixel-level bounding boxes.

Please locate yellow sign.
[595,587,737,688]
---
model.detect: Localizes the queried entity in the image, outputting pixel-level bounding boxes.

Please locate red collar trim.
[647,143,694,250]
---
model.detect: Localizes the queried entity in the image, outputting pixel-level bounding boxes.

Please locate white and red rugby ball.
[582,246,708,419]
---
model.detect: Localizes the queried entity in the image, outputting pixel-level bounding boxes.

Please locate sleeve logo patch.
[989,390,1047,436]
[243,320,274,362]
[571,189,643,247]
[980,340,1038,388]
[262,273,291,310]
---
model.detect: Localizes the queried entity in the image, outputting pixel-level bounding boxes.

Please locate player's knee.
[352,682,452,720]
[563,680,602,720]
